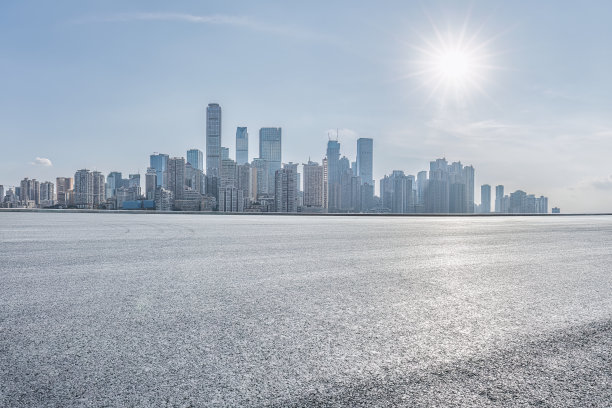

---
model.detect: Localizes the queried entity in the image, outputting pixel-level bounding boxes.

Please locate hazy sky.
[1,0,612,212]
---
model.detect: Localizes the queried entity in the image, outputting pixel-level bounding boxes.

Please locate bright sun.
[435,50,471,80]
[408,21,498,104]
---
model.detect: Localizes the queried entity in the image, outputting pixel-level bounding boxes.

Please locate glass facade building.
[206,103,222,177]
[236,127,248,165]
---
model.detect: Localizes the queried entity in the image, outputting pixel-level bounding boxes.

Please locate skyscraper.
[39,181,54,206]
[220,158,237,189]
[145,168,157,200]
[251,158,269,199]
[463,165,475,213]
[206,103,222,177]
[74,169,93,209]
[236,127,248,165]
[221,147,230,161]
[259,128,282,192]
[481,184,491,213]
[495,185,504,213]
[92,171,105,207]
[187,149,204,172]
[356,138,373,186]
[166,157,186,203]
[150,153,168,188]
[326,140,341,211]
[56,177,73,207]
[274,167,297,213]
[303,160,323,208]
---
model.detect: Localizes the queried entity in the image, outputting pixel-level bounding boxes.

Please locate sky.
[1,0,612,212]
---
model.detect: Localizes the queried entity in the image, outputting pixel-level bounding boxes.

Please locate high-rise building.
[236,127,248,165]
[206,103,222,177]
[356,138,373,186]
[251,158,269,199]
[481,184,491,213]
[19,178,40,206]
[145,168,157,200]
[326,140,341,211]
[39,181,54,206]
[426,158,450,213]
[236,163,251,205]
[462,165,475,213]
[303,160,323,208]
[166,157,186,204]
[0,185,4,203]
[185,163,204,194]
[322,157,328,209]
[259,128,282,193]
[92,171,105,207]
[155,187,173,211]
[74,170,93,209]
[274,167,297,213]
[417,171,428,206]
[150,153,169,188]
[218,187,244,212]
[187,149,204,172]
[56,177,73,207]
[220,159,237,189]
[221,147,230,161]
[495,185,504,213]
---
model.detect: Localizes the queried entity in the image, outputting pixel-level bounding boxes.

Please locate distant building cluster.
[0,102,554,214]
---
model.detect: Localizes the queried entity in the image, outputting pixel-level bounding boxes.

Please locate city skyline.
[2,1,612,212]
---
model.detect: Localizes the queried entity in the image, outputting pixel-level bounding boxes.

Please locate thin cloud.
[591,176,612,190]
[74,12,327,40]
[31,157,53,167]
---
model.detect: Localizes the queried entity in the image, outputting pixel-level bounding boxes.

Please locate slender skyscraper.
[167,157,186,203]
[481,184,491,213]
[206,103,222,177]
[187,149,204,172]
[303,160,323,208]
[150,153,169,188]
[259,128,282,193]
[495,185,504,213]
[356,138,373,186]
[236,127,248,165]
[326,140,341,211]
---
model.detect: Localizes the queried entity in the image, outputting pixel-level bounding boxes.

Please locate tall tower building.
[326,140,341,211]
[356,138,373,185]
[495,185,505,213]
[463,165,475,213]
[39,181,54,206]
[187,149,204,172]
[56,177,73,207]
[150,153,169,188]
[481,184,491,213]
[145,168,157,200]
[166,157,186,203]
[251,158,269,199]
[236,127,248,165]
[221,147,230,160]
[303,160,323,208]
[220,158,237,189]
[74,169,93,209]
[206,103,222,177]
[259,128,282,193]
[274,167,297,213]
[92,171,105,207]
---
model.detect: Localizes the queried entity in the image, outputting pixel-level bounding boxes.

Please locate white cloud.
[31,157,53,167]
[74,12,326,41]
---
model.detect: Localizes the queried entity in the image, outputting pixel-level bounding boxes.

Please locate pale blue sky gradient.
[1,0,612,211]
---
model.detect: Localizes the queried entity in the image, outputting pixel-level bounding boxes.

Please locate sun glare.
[407,19,500,104]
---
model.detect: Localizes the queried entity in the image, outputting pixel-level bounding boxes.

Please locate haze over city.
[2,0,612,212]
